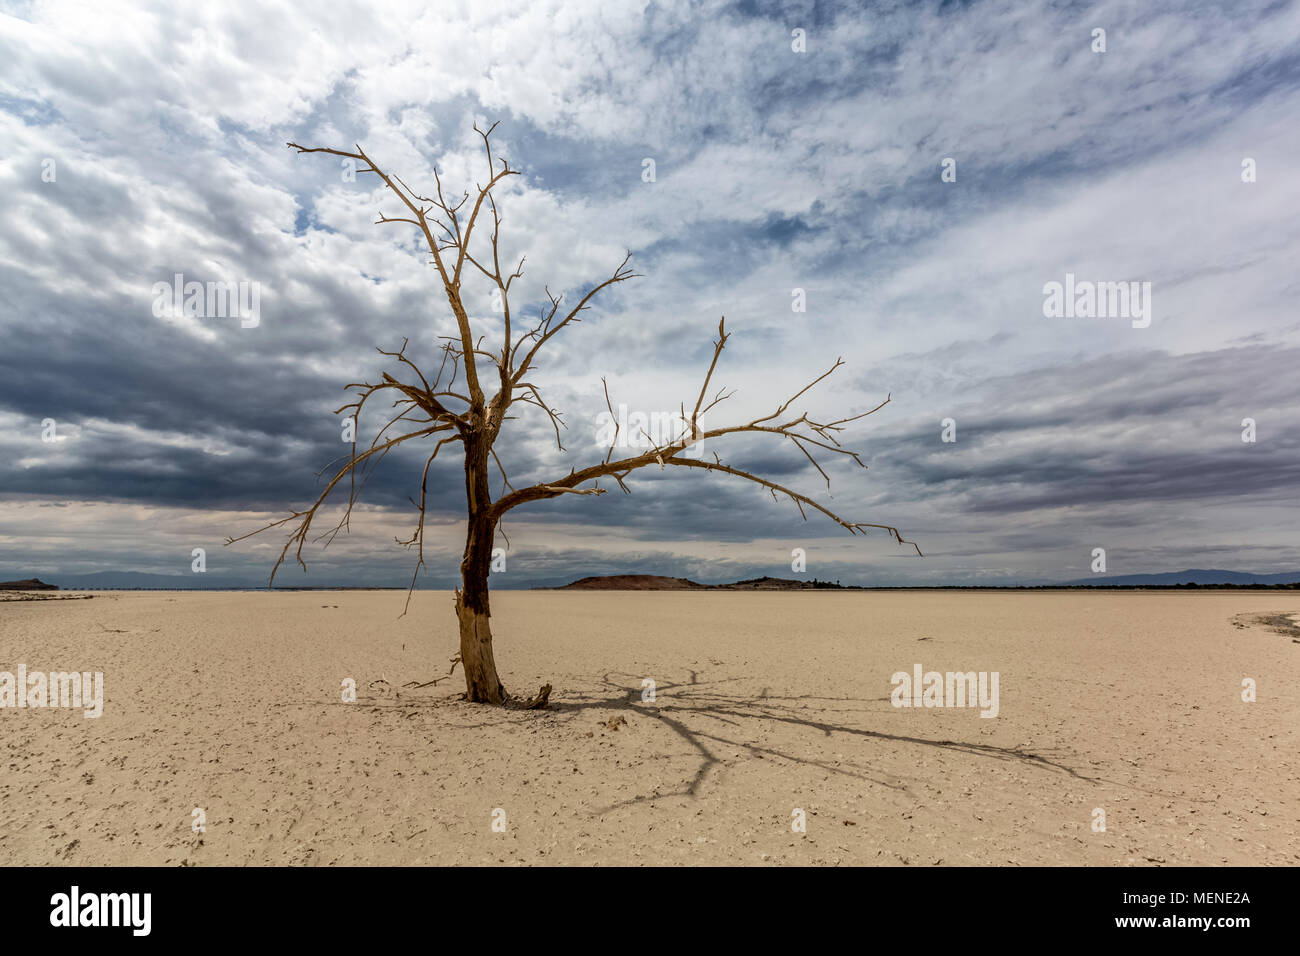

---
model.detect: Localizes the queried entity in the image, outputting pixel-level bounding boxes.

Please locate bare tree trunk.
[456,433,506,704]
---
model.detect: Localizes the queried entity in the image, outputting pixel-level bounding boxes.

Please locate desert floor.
[1,590,1297,866]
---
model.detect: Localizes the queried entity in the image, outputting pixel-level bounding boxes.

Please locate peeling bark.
[457,432,506,704]
[454,588,505,704]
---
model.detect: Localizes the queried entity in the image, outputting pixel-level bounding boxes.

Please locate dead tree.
[229,123,919,706]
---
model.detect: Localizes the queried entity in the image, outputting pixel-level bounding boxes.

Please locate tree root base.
[504,683,552,710]
[456,683,551,708]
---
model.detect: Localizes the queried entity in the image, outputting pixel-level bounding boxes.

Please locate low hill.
[556,575,858,591]
[0,578,58,590]
[559,575,711,590]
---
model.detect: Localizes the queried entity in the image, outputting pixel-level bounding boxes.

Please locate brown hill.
[0,578,58,590]
[724,576,854,590]
[556,575,857,591]
[559,574,710,591]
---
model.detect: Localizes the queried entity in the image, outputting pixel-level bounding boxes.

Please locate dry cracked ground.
[1,590,1296,866]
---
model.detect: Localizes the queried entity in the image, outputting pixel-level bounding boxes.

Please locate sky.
[1,0,1298,588]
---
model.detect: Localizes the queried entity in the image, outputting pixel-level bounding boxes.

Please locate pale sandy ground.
[1,590,1297,866]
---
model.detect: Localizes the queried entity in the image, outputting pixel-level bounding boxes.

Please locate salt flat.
[1,590,1296,866]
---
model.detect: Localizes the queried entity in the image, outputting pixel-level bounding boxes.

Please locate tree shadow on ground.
[540,671,1098,813]
[284,667,1207,810]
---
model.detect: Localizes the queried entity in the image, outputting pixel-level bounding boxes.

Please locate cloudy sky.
[1,0,1298,588]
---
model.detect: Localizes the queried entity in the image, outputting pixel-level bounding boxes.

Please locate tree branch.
[489,318,917,555]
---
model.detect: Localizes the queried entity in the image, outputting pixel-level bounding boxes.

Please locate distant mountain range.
[558,570,1300,590]
[1058,569,1300,587]
[2,568,1298,591]
[559,571,1300,590]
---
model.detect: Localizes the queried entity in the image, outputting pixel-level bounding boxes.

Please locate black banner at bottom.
[0,865,1278,942]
